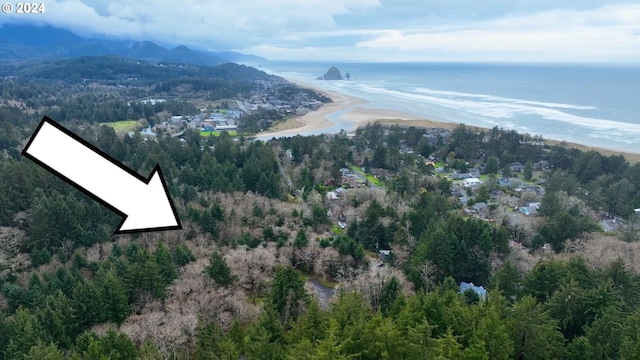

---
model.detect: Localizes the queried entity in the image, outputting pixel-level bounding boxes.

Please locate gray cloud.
[1,0,638,62]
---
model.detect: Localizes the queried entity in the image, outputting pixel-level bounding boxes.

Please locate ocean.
[261,61,640,153]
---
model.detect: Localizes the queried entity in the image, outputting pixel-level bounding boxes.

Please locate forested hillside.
[1,58,640,359]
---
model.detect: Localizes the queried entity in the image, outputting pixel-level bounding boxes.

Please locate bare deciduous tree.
[344,267,414,309]
[417,260,439,293]
[227,246,278,302]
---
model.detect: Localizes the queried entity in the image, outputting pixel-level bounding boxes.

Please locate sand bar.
[257,80,366,139]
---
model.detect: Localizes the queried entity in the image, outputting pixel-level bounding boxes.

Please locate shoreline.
[258,77,640,163]
[256,79,366,139]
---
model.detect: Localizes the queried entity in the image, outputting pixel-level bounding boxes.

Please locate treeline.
[238,108,283,133]
[190,257,640,360]
[5,255,639,359]
[0,125,282,249]
[153,78,254,99]
[45,97,199,124]
[1,56,277,83]
[544,148,640,218]
[0,242,194,359]
[271,84,333,103]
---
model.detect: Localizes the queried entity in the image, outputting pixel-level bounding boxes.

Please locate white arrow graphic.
[22,117,182,233]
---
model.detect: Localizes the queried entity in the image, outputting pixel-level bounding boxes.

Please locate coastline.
[257,79,366,139]
[258,77,640,163]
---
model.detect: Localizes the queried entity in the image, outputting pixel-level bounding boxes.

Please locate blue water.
[260,61,640,153]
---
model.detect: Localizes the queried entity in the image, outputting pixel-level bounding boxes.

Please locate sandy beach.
[258,80,640,163]
[257,81,366,139]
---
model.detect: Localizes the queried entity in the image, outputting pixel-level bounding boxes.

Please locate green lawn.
[349,165,383,187]
[99,120,138,132]
[349,165,364,175]
[200,130,238,137]
[365,174,383,186]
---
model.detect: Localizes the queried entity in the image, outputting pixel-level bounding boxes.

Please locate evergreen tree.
[524,161,533,181]
[246,307,285,360]
[5,308,50,359]
[507,296,564,360]
[491,261,522,302]
[173,244,196,266]
[96,270,130,325]
[71,329,137,360]
[205,251,235,287]
[35,291,76,348]
[294,229,309,248]
[153,243,178,286]
[71,281,105,330]
[23,340,65,360]
[137,340,163,360]
[194,319,225,360]
[485,156,499,175]
[268,266,309,327]
[310,318,355,360]
[379,276,401,314]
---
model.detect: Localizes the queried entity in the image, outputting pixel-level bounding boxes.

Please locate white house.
[215,124,238,130]
[463,177,483,187]
[326,191,338,200]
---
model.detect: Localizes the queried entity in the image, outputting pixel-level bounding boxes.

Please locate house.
[519,202,540,216]
[519,206,535,216]
[451,188,466,197]
[510,162,526,173]
[379,250,391,260]
[534,160,550,171]
[463,177,483,187]
[326,191,338,200]
[370,168,390,180]
[451,172,472,180]
[635,208,640,216]
[215,124,238,131]
[459,282,487,300]
[472,202,487,212]
[170,115,186,124]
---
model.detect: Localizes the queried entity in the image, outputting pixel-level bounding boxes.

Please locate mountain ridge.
[0,23,267,65]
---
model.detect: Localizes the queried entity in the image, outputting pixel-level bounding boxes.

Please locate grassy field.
[349,165,383,187]
[99,120,139,132]
[266,116,303,132]
[200,130,238,137]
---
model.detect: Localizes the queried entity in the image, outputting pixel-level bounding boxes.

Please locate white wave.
[410,87,596,110]
[337,82,640,135]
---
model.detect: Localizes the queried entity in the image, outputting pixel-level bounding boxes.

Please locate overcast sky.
[2,0,640,62]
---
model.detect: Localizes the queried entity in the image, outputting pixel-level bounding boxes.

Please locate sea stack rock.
[320,66,343,80]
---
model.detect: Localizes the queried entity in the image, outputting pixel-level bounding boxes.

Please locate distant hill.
[0,24,267,65]
[0,55,278,82]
